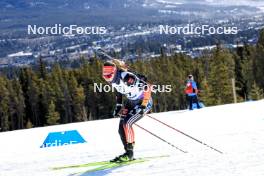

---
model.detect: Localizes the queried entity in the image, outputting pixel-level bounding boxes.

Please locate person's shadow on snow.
[68,165,124,176]
[80,169,111,176]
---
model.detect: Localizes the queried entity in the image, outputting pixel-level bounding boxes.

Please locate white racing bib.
[112,72,144,100]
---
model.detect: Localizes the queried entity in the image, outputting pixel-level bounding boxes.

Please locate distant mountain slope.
[0,0,263,31]
[144,0,264,7]
[0,0,143,10]
[1,0,263,10]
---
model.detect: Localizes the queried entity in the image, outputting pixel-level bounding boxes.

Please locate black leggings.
[118,99,152,150]
[187,95,201,110]
[118,109,143,148]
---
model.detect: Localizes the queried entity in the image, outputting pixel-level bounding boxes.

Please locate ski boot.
[110,143,134,162]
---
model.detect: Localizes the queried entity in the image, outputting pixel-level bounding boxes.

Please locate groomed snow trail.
[0,100,263,176]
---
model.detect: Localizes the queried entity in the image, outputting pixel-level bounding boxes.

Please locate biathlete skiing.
[102,59,153,162]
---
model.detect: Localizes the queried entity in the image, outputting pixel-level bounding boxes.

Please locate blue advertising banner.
[40,130,86,148]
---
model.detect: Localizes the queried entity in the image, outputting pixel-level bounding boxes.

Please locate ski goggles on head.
[102,66,117,82]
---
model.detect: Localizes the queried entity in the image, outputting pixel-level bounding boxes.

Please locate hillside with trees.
[1,30,264,132]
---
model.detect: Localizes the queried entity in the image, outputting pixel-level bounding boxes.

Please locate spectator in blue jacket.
[185,75,201,110]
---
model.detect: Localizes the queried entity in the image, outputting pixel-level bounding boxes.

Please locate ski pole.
[135,123,187,153]
[146,114,223,154]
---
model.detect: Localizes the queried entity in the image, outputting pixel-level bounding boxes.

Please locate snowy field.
[0,100,264,176]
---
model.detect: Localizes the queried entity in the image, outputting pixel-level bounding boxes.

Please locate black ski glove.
[113,104,122,118]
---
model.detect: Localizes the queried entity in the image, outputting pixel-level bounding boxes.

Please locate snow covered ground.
[0,100,264,176]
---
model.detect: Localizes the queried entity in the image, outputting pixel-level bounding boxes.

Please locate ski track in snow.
[0,100,264,176]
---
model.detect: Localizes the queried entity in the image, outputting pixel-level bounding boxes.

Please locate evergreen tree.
[46,101,60,125]
[199,78,215,106]
[38,79,51,126]
[67,72,87,122]
[234,44,254,101]
[250,82,264,100]
[38,56,47,79]
[27,70,42,127]
[7,80,25,130]
[11,80,25,129]
[255,29,264,88]
[50,64,72,123]
[207,48,235,104]
[0,77,10,131]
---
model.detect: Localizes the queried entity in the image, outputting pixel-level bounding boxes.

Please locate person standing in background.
[185,75,201,110]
